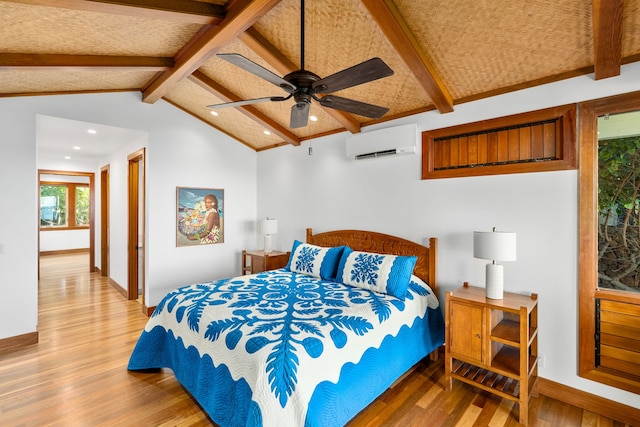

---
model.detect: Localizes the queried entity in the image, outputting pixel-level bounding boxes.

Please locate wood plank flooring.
[0,254,631,426]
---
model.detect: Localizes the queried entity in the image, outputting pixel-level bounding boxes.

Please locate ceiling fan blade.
[218,53,296,93]
[290,102,310,128]
[319,95,389,118]
[312,57,393,94]
[207,96,288,109]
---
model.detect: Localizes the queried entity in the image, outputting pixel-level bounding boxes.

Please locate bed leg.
[429,348,439,361]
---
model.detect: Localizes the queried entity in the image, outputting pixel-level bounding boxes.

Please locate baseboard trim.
[109,277,128,299]
[142,305,156,317]
[40,248,90,256]
[0,331,38,353]
[108,276,152,316]
[539,377,640,425]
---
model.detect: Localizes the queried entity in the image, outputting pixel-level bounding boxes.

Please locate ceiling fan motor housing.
[285,70,321,106]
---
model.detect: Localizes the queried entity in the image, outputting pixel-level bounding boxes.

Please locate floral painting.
[176,187,224,246]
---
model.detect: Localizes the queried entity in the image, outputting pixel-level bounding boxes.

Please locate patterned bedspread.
[128,269,444,427]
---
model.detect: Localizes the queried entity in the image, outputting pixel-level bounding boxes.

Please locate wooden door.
[127,149,145,303]
[450,301,484,363]
[100,165,109,277]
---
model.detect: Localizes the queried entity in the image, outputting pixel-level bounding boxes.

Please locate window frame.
[40,181,90,231]
[578,91,640,395]
[421,104,577,179]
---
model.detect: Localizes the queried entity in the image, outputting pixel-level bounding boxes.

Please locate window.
[422,104,576,179]
[598,117,640,295]
[578,92,640,395]
[40,182,90,230]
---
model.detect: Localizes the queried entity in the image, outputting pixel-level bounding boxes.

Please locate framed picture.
[176,187,224,247]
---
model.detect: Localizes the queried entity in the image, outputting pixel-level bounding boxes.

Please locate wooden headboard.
[306,228,438,295]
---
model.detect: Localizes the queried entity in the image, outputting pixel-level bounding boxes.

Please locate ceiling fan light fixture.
[206,0,393,130]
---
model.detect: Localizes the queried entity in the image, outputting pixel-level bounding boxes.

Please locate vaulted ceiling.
[1,0,637,151]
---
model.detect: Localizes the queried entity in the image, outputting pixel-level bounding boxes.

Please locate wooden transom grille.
[432,118,560,170]
[422,104,577,179]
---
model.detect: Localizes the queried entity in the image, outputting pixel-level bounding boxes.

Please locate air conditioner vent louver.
[346,124,417,160]
[355,149,397,160]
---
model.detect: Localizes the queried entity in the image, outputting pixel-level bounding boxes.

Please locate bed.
[128,228,444,426]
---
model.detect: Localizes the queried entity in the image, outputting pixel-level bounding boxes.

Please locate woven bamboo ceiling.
[1,0,638,151]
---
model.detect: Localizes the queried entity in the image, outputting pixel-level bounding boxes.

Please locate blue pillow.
[285,240,345,280]
[336,247,417,299]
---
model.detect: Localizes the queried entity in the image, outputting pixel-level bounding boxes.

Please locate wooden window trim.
[39,181,90,230]
[578,91,640,395]
[422,104,577,179]
[40,226,89,232]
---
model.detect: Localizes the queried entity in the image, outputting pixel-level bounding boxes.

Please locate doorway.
[100,165,110,277]
[127,149,145,307]
[38,169,95,275]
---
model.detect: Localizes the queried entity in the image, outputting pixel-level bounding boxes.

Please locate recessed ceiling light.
[309,115,318,122]
[87,129,97,134]
[264,130,271,135]
[73,146,81,150]
[64,156,71,160]
[210,111,219,116]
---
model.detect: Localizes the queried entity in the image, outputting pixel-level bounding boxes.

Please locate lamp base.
[485,263,503,299]
[264,234,273,253]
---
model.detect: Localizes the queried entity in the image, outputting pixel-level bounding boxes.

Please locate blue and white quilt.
[128,270,444,427]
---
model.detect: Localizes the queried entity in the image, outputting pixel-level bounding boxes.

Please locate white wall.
[0,91,258,339]
[39,229,89,252]
[0,108,38,339]
[257,62,640,409]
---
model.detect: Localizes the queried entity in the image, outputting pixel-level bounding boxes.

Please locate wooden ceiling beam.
[189,70,300,146]
[3,0,225,24]
[592,0,624,80]
[142,0,282,104]
[0,53,172,71]
[361,0,453,114]
[239,28,298,76]
[240,28,362,134]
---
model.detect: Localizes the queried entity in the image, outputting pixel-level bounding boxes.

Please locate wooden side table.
[242,250,290,275]
[445,282,538,425]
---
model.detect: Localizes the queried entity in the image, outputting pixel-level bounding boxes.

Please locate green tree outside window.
[40,183,89,229]
[598,136,640,293]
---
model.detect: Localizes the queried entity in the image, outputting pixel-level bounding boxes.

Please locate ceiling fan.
[207,0,394,129]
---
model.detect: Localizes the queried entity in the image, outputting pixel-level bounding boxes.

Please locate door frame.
[100,165,110,277]
[127,149,145,303]
[38,169,95,272]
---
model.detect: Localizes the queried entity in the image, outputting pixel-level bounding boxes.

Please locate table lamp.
[261,218,278,253]
[473,227,517,299]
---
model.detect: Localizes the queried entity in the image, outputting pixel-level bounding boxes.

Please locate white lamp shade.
[473,230,516,261]
[261,218,278,235]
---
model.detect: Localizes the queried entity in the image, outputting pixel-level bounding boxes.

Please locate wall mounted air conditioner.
[346,123,418,160]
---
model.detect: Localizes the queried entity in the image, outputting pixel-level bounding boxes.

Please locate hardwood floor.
[0,254,631,426]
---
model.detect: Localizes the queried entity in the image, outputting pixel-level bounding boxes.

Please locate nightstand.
[445,282,538,425]
[242,250,290,275]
